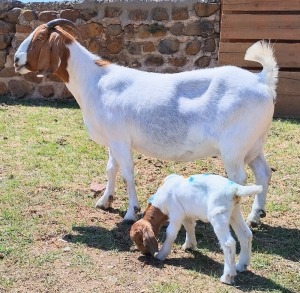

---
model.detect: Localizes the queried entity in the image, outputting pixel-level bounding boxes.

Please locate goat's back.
[90,65,273,161]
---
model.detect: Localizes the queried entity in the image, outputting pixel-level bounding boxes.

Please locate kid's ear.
[129,223,140,243]
[143,226,158,256]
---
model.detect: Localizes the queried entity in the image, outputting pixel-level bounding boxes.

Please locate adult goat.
[14,19,278,225]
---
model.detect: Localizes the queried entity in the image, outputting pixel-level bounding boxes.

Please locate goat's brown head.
[130,219,159,256]
[14,19,79,82]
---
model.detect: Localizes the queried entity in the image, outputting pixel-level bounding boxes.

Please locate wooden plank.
[219,42,300,68]
[277,71,300,96]
[275,94,300,118]
[221,14,300,40]
[222,0,300,12]
[275,72,300,118]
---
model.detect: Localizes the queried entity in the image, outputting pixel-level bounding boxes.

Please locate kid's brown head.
[130,219,159,256]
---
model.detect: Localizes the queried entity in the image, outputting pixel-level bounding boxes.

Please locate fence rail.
[219,0,300,118]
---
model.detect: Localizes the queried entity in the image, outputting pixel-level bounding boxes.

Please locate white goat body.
[130,174,263,284]
[14,20,278,224]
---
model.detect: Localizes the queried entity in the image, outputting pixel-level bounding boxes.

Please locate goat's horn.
[46,18,78,31]
[46,18,81,40]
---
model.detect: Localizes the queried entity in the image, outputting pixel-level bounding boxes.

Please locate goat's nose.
[14,57,19,65]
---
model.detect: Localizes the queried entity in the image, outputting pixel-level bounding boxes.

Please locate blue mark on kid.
[189,174,209,182]
[228,179,235,185]
[148,194,155,204]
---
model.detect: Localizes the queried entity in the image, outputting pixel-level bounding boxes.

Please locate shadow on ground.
[63,209,133,252]
[64,217,299,262]
[0,96,79,109]
[138,250,294,293]
[252,223,300,262]
[173,221,300,263]
[63,216,297,293]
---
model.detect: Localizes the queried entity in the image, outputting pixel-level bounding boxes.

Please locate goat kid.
[130,174,263,285]
[14,19,278,225]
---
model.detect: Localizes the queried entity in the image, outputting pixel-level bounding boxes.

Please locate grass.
[0,96,299,293]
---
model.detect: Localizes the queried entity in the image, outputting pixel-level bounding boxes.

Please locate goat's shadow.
[251,223,299,262]
[63,208,133,252]
[138,250,293,293]
[64,215,297,292]
[0,95,79,109]
[172,221,300,263]
[63,215,299,261]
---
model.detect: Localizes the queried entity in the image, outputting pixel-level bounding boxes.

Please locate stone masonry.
[0,0,220,99]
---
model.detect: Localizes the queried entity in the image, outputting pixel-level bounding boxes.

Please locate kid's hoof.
[236,263,247,273]
[220,274,235,285]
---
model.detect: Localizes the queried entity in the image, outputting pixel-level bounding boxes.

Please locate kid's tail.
[244,40,279,100]
[235,184,263,197]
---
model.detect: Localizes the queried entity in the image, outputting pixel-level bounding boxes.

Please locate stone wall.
[0,0,220,99]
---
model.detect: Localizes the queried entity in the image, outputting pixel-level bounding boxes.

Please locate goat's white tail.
[244,40,279,99]
[235,184,263,197]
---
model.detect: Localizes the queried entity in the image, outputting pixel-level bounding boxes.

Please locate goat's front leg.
[182,218,197,251]
[230,206,253,272]
[155,217,183,260]
[96,149,119,209]
[108,142,140,222]
[247,152,271,226]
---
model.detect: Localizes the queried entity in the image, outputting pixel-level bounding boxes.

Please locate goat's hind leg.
[210,213,237,285]
[182,218,197,251]
[96,149,119,210]
[230,206,253,272]
[247,152,271,226]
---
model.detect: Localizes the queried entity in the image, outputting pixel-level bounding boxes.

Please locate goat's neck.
[63,42,102,108]
[144,204,168,236]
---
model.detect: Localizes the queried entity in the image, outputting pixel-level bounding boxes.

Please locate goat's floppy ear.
[38,32,63,75]
[143,225,158,256]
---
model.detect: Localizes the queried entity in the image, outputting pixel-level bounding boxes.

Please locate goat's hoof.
[182,243,197,251]
[246,211,262,227]
[123,211,138,223]
[155,252,166,261]
[259,209,266,218]
[220,274,235,285]
[246,220,259,228]
[95,196,112,210]
[236,263,247,272]
[95,203,110,210]
[108,195,114,204]
[134,206,141,214]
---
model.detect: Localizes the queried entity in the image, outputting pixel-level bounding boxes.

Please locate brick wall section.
[0,0,220,99]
